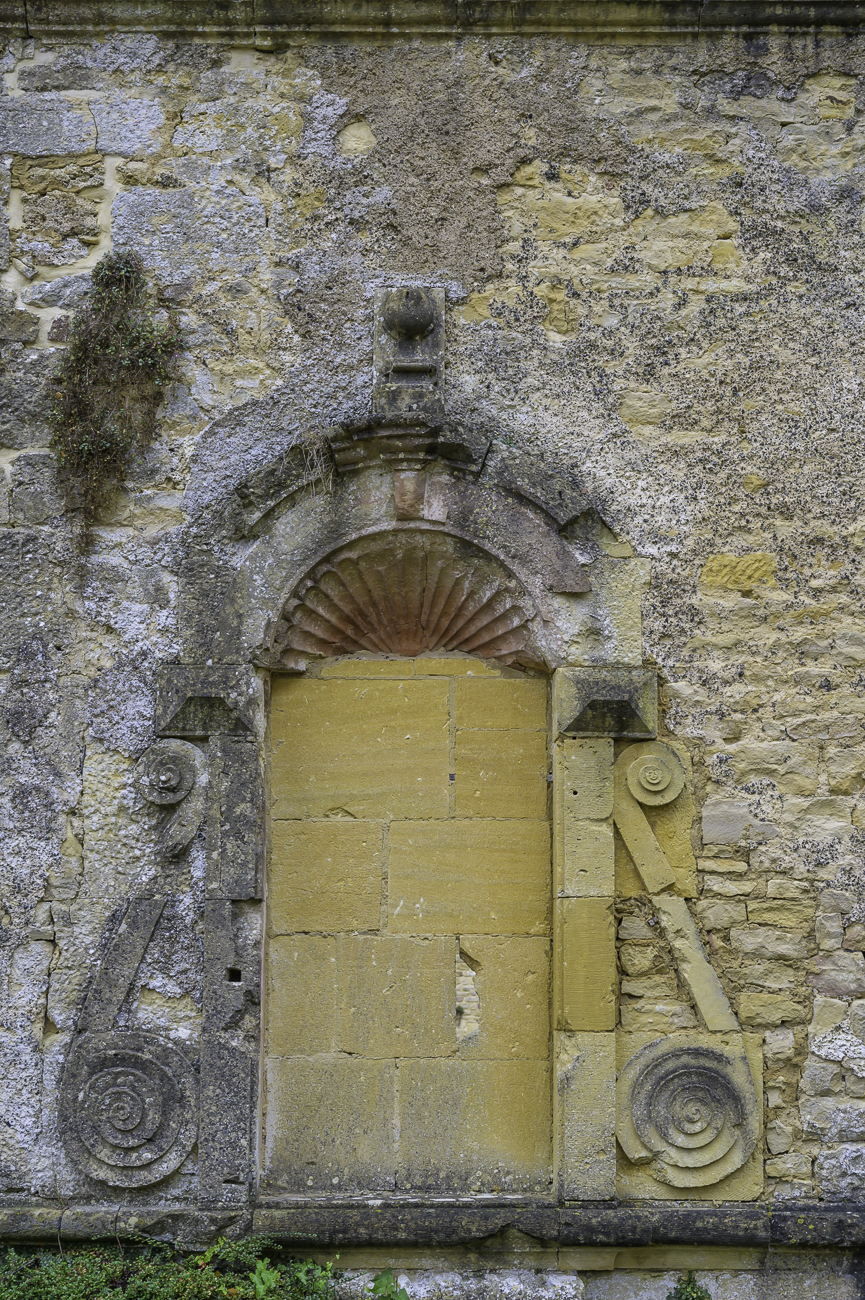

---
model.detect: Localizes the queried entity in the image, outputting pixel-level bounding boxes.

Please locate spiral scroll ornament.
[59,1032,197,1187]
[622,741,686,807]
[134,739,206,857]
[617,1040,759,1188]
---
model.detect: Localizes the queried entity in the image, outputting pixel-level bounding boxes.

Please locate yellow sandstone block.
[388,819,550,936]
[454,676,547,731]
[559,897,616,1032]
[457,935,550,1059]
[455,729,548,819]
[413,656,501,676]
[319,657,412,677]
[262,1057,396,1193]
[555,1031,616,1200]
[700,552,777,592]
[562,739,614,818]
[270,677,449,820]
[267,934,454,1058]
[266,934,339,1056]
[562,818,615,897]
[396,1059,552,1193]
[268,819,383,934]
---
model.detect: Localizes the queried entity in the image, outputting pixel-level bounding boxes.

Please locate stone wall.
[2,15,865,1297]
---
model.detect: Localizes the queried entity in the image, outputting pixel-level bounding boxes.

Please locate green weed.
[0,1237,339,1300]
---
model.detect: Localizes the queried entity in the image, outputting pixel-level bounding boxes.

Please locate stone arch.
[211,462,591,670]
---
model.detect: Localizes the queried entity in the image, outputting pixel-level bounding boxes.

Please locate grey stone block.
[0,92,96,155]
[554,667,658,738]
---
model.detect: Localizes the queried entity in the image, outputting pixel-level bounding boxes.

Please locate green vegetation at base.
[0,1238,337,1300]
[667,1272,712,1300]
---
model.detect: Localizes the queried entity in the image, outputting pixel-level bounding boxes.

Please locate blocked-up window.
[262,655,552,1196]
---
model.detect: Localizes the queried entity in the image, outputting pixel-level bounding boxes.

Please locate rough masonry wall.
[1,22,865,1234]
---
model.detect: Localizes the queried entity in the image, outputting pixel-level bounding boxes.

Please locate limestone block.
[0,93,96,155]
[455,729,547,819]
[456,936,550,1059]
[413,656,500,677]
[320,658,414,677]
[559,896,616,1032]
[112,186,268,281]
[269,819,383,933]
[800,1058,843,1096]
[731,927,807,960]
[619,1000,698,1031]
[618,916,654,940]
[0,292,39,344]
[22,271,91,309]
[702,799,779,844]
[92,94,165,157]
[270,677,450,820]
[555,1031,615,1200]
[562,817,614,897]
[766,1152,812,1179]
[396,1059,551,1193]
[266,934,454,1058]
[173,96,301,163]
[815,1143,865,1197]
[620,974,677,998]
[747,900,815,928]
[262,1057,396,1192]
[453,676,547,730]
[764,1026,795,1067]
[696,900,747,929]
[388,819,550,936]
[0,347,62,448]
[826,746,865,795]
[810,951,865,999]
[618,942,663,976]
[724,741,819,795]
[800,1096,865,1142]
[738,993,807,1026]
[816,912,844,950]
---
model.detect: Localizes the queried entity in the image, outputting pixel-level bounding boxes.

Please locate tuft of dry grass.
[49,249,182,541]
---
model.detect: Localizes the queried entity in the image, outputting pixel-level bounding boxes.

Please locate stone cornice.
[5,0,865,43]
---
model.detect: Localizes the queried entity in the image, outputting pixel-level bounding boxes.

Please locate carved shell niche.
[266,531,545,671]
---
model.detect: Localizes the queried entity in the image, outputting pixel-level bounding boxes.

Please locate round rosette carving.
[620,740,685,807]
[59,1032,197,1187]
[617,1040,759,1188]
[136,741,198,805]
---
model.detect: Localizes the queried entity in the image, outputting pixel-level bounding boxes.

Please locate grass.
[0,1238,340,1300]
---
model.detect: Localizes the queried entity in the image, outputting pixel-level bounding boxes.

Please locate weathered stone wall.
[2,20,865,1295]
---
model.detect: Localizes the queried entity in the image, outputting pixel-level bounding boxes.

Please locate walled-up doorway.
[262,655,552,1196]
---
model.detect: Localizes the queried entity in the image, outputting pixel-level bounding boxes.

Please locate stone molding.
[6,1202,865,1248]
[8,0,865,41]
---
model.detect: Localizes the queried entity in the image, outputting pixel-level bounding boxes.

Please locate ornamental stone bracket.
[551,668,762,1204]
[59,668,263,1206]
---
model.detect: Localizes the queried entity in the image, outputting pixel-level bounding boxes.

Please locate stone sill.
[4,1201,865,1248]
[5,0,865,42]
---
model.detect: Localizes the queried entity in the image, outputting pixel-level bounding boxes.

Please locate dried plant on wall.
[49,249,182,538]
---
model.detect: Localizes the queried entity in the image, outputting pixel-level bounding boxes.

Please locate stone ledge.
[4,1202,865,1248]
[6,0,865,40]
